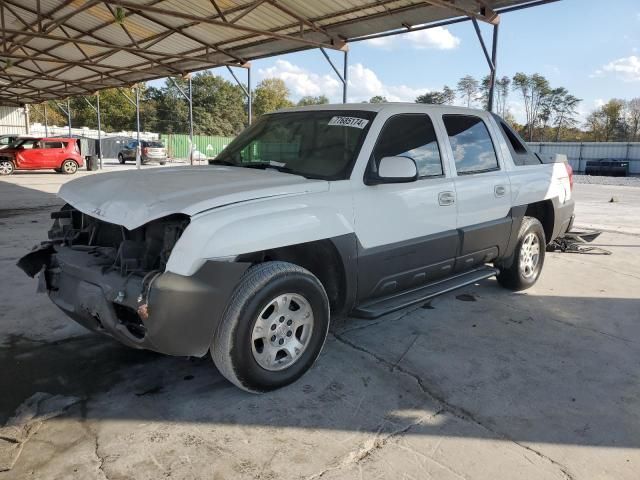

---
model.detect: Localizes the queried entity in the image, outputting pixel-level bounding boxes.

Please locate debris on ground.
[0,392,80,472]
[547,230,612,255]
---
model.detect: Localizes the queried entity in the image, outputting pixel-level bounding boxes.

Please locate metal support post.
[66,99,71,136]
[188,76,194,165]
[55,101,72,136]
[226,64,252,126]
[320,47,349,103]
[119,87,141,168]
[135,86,141,169]
[24,104,30,134]
[96,93,102,169]
[471,17,500,112]
[247,66,252,124]
[44,102,48,137]
[343,48,349,103]
[84,94,103,169]
[169,76,194,164]
[488,23,499,112]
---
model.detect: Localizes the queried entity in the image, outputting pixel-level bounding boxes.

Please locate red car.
[0,137,84,175]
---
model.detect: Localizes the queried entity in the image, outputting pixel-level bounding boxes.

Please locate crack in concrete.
[94,432,109,480]
[334,307,423,336]
[332,332,576,480]
[305,413,437,480]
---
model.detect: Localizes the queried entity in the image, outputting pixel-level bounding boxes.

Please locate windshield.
[8,138,38,149]
[213,110,375,180]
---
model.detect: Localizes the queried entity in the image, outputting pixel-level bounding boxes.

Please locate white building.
[0,106,28,135]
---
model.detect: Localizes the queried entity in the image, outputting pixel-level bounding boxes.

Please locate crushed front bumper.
[20,244,250,357]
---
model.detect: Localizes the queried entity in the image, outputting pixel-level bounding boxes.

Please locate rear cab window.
[442,115,499,175]
[369,113,443,178]
[492,114,541,166]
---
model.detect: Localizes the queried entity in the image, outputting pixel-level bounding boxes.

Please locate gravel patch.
[574,174,640,187]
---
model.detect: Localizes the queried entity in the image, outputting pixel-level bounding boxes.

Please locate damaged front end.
[18,206,249,357]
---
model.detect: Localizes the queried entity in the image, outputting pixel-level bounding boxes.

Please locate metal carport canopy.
[0,0,549,106]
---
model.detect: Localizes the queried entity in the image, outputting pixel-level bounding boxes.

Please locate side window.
[371,114,443,177]
[443,115,499,174]
[44,142,63,149]
[495,117,542,166]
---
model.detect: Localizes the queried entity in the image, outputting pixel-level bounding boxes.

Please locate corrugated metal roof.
[0,0,545,106]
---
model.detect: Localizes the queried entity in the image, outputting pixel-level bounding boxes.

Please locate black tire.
[212,261,330,393]
[497,216,546,291]
[0,159,15,175]
[159,161,166,166]
[118,154,125,164]
[60,159,78,175]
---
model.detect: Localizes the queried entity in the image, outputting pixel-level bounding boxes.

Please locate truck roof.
[276,102,489,115]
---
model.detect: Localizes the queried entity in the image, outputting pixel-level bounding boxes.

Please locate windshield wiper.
[210,160,314,178]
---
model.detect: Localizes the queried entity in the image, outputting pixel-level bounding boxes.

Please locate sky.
[148,0,640,123]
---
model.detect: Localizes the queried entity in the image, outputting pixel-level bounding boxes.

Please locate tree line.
[372,73,639,143]
[28,71,640,143]
[28,73,320,138]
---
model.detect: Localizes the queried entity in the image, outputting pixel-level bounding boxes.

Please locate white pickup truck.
[19,103,574,393]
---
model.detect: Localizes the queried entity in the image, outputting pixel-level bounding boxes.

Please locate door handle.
[494,185,507,197]
[438,191,455,206]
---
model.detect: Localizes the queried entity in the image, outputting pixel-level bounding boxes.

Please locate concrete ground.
[0,168,638,480]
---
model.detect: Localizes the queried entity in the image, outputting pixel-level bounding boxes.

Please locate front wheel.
[497,216,546,291]
[61,160,78,174]
[118,154,125,164]
[212,261,330,393]
[0,160,14,175]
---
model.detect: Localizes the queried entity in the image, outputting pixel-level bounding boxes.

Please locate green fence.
[160,134,235,160]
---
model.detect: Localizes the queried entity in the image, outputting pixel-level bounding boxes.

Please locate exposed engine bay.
[46,205,189,276]
[18,206,190,343]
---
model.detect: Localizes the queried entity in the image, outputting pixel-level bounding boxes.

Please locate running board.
[351,266,499,319]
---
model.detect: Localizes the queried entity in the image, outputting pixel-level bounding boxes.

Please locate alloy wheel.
[519,232,540,278]
[251,293,314,371]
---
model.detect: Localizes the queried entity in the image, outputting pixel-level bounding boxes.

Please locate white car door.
[352,112,459,301]
[440,113,512,271]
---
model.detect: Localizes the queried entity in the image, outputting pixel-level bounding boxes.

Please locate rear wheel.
[118,154,125,164]
[0,160,14,175]
[61,159,78,175]
[212,261,330,393]
[497,216,545,291]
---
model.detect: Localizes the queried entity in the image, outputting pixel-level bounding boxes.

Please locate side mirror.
[368,156,418,185]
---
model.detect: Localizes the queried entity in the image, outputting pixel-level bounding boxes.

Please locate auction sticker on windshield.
[328,116,370,129]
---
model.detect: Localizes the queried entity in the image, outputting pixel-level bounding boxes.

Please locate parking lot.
[1,167,638,480]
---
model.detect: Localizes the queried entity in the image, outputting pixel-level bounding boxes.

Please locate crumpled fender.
[166,190,355,276]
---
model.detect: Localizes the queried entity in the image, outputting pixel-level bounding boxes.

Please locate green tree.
[368,95,388,103]
[29,101,66,127]
[415,86,455,105]
[551,90,581,141]
[480,75,511,115]
[626,98,640,141]
[151,73,246,136]
[253,78,294,116]
[456,75,480,107]
[297,95,329,106]
[512,73,550,141]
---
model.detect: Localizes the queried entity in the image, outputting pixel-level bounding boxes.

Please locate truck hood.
[59,166,328,230]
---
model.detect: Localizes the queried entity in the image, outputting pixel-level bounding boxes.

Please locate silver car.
[118,140,167,165]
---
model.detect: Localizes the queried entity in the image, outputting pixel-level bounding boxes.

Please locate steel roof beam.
[102,0,346,50]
